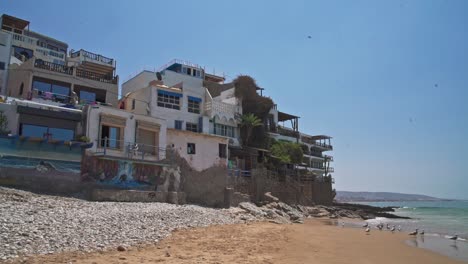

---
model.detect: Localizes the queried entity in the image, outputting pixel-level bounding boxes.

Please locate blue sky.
[3,0,468,199]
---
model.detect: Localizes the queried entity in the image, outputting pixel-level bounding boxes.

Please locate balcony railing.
[205,100,241,117]
[276,126,299,138]
[34,60,72,75]
[11,32,36,45]
[76,69,117,84]
[324,155,334,161]
[70,49,114,66]
[34,59,117,84]
[311,141,333,150]
[95,138,165,161]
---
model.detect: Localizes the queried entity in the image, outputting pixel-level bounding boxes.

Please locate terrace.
[34,59,118,84]
[70,49,115,68]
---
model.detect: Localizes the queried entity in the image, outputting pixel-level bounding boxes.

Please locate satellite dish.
[156,72,162,81]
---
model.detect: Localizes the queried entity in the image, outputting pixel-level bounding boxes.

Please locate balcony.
[76,68,117,84]
[70,49,115,68]
[324,155,334,161]
[310,141,333,150]
[34,59,118,84]
[276,126,299,138]
[205,100,241,118]
[11,32,35,45]
[94,138,166,162]
[34,60,72,75]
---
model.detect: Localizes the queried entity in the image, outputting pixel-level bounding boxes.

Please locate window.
[48,128,74,141]
[186,122,198,132]
[47,44,58,51]
[19,83,24,96]
[175,120,183,130]
[187,143,196,154]
[131,99,136,110]
[0,61,5,70]
[188,97,201,114]
[20,124,74,141]
[157,90,181,110]
[21,124,48,139]
[101,125,121,149]
[79,90,96,103]
[219,143,227,158]
[214,123,235,137]
[32,79,70,103]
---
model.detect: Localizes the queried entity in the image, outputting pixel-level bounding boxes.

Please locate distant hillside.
[335,191,443,202]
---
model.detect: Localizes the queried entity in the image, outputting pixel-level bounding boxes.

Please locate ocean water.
[358,200,468,239]
[356,200,468,262]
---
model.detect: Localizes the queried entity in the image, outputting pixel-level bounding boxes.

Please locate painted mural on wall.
[81,154,164,189]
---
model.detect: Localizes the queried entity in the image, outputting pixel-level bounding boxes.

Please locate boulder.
[263,192,279,203]
[239,202,267,218]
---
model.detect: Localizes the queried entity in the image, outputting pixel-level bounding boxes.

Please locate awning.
[278,111,300,122]
[188,96,202,102]
[157,89,182,98]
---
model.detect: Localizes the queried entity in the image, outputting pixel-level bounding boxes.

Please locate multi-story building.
[0,30,12,94]
[1,14,118,107]
[121,59,235,171]
[267,104,334,179]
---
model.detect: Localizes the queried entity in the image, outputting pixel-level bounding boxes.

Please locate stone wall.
[167,149,228,208]
[228,167,333,206]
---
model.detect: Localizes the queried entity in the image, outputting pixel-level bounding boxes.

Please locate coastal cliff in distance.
[336,191,444,202]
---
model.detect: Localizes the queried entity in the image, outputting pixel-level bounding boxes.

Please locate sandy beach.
[11,219,464,264]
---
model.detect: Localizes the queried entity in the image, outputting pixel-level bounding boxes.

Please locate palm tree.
[240,113,263,146]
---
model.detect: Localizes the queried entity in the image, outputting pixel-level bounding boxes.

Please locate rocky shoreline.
[0,187,404,262]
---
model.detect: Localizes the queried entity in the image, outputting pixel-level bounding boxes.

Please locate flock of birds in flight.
[340,222,459,241]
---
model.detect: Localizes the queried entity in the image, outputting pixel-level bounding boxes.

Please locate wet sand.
[9,219,466,264]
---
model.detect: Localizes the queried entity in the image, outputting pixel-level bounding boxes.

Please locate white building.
[121,59,237,171]
[0,30,12,94]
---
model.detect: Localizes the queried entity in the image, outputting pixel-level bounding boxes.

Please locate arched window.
[19,82,24,95]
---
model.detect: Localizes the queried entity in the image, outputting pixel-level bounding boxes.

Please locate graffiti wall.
[81,154,164,189]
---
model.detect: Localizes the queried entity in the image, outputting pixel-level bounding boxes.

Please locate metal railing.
[311,141,333,150]
[276,126,299,138]
[70,49,114,66]
[34,60,73,75]
[95,138,165,161]
[324,155,334,161]
[76,68,117,84]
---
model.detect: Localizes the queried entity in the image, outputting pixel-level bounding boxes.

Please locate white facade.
[0,31,12,95]
[85,105,167,161]
[167,128,228,171]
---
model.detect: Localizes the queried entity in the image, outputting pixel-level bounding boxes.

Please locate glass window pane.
[21,124,48,138]
[52,84,70,97]
[109,127,119,148]
[80,90,96,103]
[32,81,51,93]
[49,127,74,141]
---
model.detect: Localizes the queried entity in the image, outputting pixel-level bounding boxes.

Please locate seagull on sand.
[365,227,371,234]
[386,223,390,230]
[448,235,458,240]
[420,230,425,235]
[409,229,419,236]
[341,222,345,228]
[390,226,396,232]
[397,225,402,232]
[362,223,369,228]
